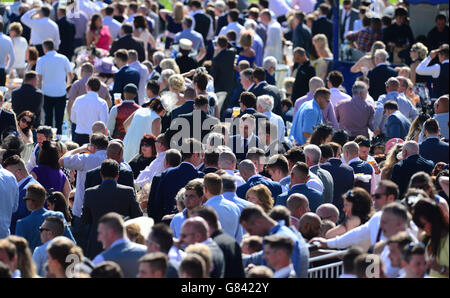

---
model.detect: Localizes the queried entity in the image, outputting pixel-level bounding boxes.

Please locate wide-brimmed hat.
[179,38,193,51]
[94,58,118,74]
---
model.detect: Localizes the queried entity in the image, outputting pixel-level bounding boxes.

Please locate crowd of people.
[0,0,448,279]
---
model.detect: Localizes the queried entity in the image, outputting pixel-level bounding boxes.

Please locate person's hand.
[430,49,439,59]
[244,264,256,274]
[308,237,328,249]
[372,161,381,175]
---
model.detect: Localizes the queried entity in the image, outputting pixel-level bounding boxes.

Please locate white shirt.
[224,169,246,187]
[264,19,283,63]
[135,151,167,187]
[219,22,245,41]
[92,238,129,265]
[78,0,101,19]
[291,0,316,14]
[330,88,352,108]
[36,51,71,97]
[263,111,286,142]
[103,16,121,40]
[0,33,15,73]
[416,56,449,79]
[26,144,39,173]
[21,9,60,49]
[274,264,295,278]
[11,36,27,69]
[71,91,109,134]
[269,0,291,18]
[129,61,149,106]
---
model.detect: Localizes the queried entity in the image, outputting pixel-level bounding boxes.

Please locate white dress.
[123,108,160,163]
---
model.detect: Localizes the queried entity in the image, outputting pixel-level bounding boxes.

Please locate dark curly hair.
[310,124,334,146]
[343,187,373,225]
[38,141,60,169]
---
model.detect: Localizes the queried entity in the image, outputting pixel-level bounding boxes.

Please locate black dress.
[129,154,155,179]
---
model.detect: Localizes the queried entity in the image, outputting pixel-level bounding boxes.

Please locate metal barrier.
[307,250,348,278]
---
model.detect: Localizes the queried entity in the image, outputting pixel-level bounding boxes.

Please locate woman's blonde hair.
[168,74,186,92]
[382,143,403,179]
[369,41,386,59]
[160,58,180,74]
[312,34,332,57]
[126,223,146,245]
[9,22,23,36]
[173,1,185,24]
[411,42,428,60]
[246,184,274,213]
[239,31,253,48]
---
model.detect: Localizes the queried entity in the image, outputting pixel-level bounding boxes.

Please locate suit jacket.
[82,180,142,258]
[85,164,135,191]
[147,174,161,220]
[251,81,282,115]
[216,13,228,36]
[207,240,225,278]
[349,159,373,194]
[210,48,237,93]
[339,8,359,39]
[10,176,39,235]
[167,110,220,147]
[100,239,147,278]
[293,24,312,56]
[112,66,141,104]
[291,61,316,101]
[310,165,334,205]
[237,175,283,200]
[419,137,449,165]
[230,108,269,136]
[228,134,262,162]
[11,84,44,128]
[212,229,245,278]
[0,109,17,138]
[367,65,398,101]
[170,101,195,122]
[320,158,355,213]
[276,184,323,212]
[312,17,333,49]
[110,34,146,62]
[265,70,276,86]
[56,16,76,59]
[392,154,434,198]
[15,208,75,251]
[203,167,219,175]
[385,111,411,140]
[152,162,204,222]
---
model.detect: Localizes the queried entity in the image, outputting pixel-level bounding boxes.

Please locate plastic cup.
[232,107,241,118]
[114,93,122,105]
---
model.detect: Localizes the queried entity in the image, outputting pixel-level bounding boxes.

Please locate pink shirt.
[92,25,111,51]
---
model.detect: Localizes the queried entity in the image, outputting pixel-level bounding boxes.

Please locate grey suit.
[310,165,334,204]
[100,239,147,278]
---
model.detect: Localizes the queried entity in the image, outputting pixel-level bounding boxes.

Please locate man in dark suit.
[228,114,262,162]
[291,47,316,102]
[210,36,237,98]
[251,67,282,115]
[275,162,323,212]
[0,96,17,138]
[320,143,355,213]
[237,159,283,200]
[152,139,204,222]
[419,118,449,164]
[230,91,268,137]
[111,49,141,104]
[292,11,312,56]
[85,141,135,190]
[82,159,143,259]
[193,206,245,278]
[312,3,333,49]
[167,95,220,147]
[202,149,219,174]
[11,71,43,129]
[384,101,411,140]
[392,141,435,198]
[56,8,75,60]
[110,23,146,62]
[170,86,196,122]
[367,49,398,101]
[340,0,359,42]
[343,141,373,194]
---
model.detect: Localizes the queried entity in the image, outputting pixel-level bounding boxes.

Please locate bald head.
[343,141,359,163]
[238,159,257,181]
[106,141,123,162]
[219,151,237,170]
[316,203,340,224]
[298,212,322,241]
[309,77,325,93]
[435,95,449,114]
[402,140,419,159]
[286,194,310,219]
[181,217,209,245]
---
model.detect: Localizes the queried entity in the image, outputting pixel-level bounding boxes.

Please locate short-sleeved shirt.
[36,51,71,97]
[289,99,322,145]
[174,28,205,51]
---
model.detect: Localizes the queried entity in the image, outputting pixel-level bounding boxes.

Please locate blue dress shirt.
[289,99,322,145]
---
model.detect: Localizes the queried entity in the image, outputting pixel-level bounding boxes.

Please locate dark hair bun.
[42,140,52,150]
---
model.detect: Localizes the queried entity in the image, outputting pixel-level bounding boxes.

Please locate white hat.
[179,38,193,51]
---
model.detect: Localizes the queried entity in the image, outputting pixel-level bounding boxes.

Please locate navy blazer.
[85,164,135,191]
[153,162,204,222]
[56,16,76,59]
[10,176,39,234]
[15,208,75,251]
[228,134,261,162]
[320,158,355,213]
[147,174,161,221]
[385,111,411,140]
[349,159,373,194]
[312,17,333,48]
[11,84,44,128]
[111,66,141,104]
[367,65,398,100]
[170,100,194,122]
[110,34,146,62]
[275,184,323,213]
[210,48,237,93]
[230,108,268,136]
[0,109,17,138]
[236,175,283,200]
[419,137,449,165]
[392,154,434,198]
[251,81,282,115]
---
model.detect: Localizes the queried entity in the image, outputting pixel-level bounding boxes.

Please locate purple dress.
[31,165,67,193]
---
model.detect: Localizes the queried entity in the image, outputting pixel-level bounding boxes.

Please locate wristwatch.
[440,265,447,274]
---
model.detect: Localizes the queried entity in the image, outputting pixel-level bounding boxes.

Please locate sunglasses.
[372,193,385,199]
[69,197,74,202]
[20,118,32,125]
[39,227,51,233]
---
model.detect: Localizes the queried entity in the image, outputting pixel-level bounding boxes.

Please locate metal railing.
[307,249,348,278]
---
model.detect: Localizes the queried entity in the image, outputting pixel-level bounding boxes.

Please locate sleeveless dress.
[92,26,111,51]
[237,54,256,68]
[123,108,160,163]
[31,165,67,193]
